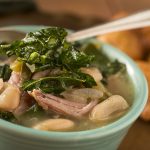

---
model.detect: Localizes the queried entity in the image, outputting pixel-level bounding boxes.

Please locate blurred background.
[0,0,150,29]
[0,0,150,150]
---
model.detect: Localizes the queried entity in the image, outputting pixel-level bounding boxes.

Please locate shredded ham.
[13,92,35,116]
[30,89,98,119]
[8,71,21,87]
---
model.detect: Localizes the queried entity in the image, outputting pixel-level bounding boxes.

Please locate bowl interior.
[0,25,148,142]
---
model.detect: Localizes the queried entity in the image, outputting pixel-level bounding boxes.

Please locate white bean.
[0,84,20,111]
[90,95,129,122]
[32,70,50,80]
[33,119,75,131]
[80,67,102,83]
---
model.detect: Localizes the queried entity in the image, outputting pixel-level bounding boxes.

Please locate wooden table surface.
[0,4,149,149]
[119,119,150,150]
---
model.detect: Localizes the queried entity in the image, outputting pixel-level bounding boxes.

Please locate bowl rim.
[0,25,148,142]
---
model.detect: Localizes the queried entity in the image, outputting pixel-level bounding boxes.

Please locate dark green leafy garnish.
[0,27,93,72]
[0,27,96,94]
[22,72,96,93]
[83,43,126,77]
[0,28,125,96]
[0,64,12,81]
[0,111,15,121]
[104,60,126,76]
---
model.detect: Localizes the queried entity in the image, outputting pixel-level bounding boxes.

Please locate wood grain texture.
[119,119,150,150]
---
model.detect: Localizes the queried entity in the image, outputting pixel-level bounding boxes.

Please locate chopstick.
[66,10,150,42]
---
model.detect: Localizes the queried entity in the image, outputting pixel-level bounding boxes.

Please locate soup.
[0,27,134,132]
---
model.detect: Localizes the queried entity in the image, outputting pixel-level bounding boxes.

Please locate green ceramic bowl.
[0,26,148,150]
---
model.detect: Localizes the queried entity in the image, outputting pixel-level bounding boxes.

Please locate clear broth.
[17,72,134,132]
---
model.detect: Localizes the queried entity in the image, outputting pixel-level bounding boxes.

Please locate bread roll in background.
[140,27,150,52]
[97,11,145,60]
[97,31,144,60]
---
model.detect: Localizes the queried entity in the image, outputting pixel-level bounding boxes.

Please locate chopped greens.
[0,111,15,121]
[83,43,126,78]
[0,28,126,93]
[104,60,126,76]
[22,72,96,93]
[0,27,93,71]
[0,27,97,93]
[0,27,126,96]
[0,64,12,81]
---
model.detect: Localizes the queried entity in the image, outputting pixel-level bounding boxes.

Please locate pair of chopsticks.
[67,10,150,42]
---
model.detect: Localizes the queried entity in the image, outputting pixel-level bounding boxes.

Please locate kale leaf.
[0,64,12,81]
[60,46,94,70]
[0,28,96,93]
[0,27,94,72]
[22,72,96,93]
[0,111,15,121]
[103,60,126,76]
[83,43,126,77]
